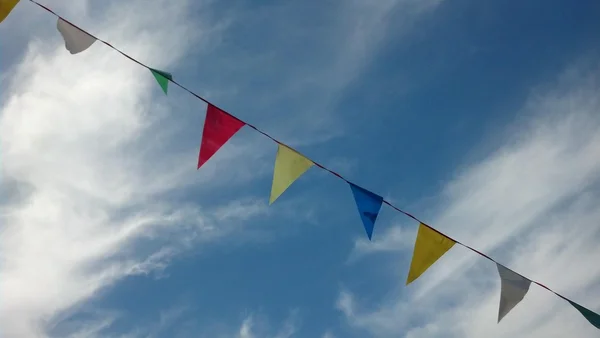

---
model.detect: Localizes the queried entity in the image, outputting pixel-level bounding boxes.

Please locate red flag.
[198,104,245,168]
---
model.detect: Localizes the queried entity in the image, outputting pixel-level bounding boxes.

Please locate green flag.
[569,300,600,330]
[150,68,173,94]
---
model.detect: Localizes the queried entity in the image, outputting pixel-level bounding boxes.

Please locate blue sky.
[1,0,600,337]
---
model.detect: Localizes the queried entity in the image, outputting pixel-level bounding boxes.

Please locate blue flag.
[569,300,600,330]
[349,183,383,240]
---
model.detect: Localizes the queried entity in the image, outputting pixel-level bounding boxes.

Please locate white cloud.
[236,312,299,338]
[322,331,336,338]
[331,0,441,87]
[337,62,600,337]
[238,316,255,338]
[0,0,259,337]
[348,223,415,262]
[272,313,299,338]
[215,0,445,147]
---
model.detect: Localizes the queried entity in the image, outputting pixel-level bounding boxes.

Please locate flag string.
[24,0,597,319]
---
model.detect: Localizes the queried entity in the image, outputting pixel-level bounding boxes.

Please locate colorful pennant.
[150,68,173,95]
[569,300,600,329]
[198,104,245,168]
[0,0,19,23]
[6,1,600,332]
[497,264,531,322]
[349,183,383,240]
[270,144,313,204]
[57,18,96,54]
[406,223,455,285]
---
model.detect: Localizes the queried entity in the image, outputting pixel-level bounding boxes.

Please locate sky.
[1,0,600,337]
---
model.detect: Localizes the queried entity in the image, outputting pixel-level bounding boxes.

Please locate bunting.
[406,223,455,285]
[349,183,383,240]
[270,144,313,204]
[3,1,600,332]
[57,18,96,54]
[496,264,531,322]
[150,68,173,95]
[198,104,245,168]
[0,0,19,23]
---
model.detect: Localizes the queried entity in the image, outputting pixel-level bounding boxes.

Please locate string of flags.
[2,0,599,330]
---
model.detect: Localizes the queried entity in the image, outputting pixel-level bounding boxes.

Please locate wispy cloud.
[322,331,336,338]
[198,0,445,146]
[337,61,600,337]
[348,222,415,262]
[238,316,255,338]
[0,0,262,336]
[236,311,300,338]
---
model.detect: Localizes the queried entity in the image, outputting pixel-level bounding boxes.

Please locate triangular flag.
[568,300,600,330]
[0,0,19,24]
[269,144,313,204]
[406,223,455,285]
[56,18,96,54]
[197,104,245,168]
[150,68,173,95]
[349,183,383,240]
[496,264,531,322]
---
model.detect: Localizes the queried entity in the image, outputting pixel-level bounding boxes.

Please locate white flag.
[497,264,531,322]
[57,18,96,54]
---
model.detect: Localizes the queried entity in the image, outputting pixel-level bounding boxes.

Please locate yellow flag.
[0,0,19,24]
[406,223,455,285]
[269,144,313,204]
